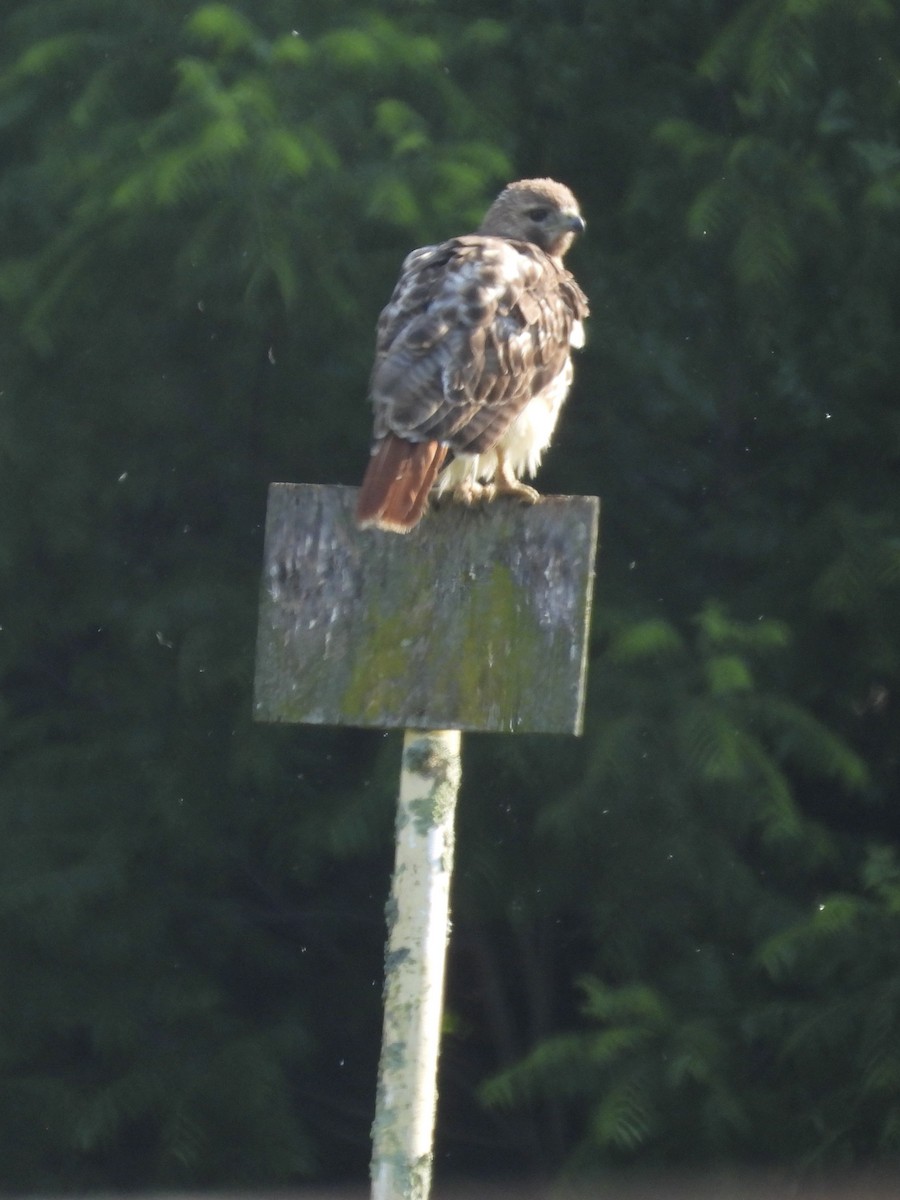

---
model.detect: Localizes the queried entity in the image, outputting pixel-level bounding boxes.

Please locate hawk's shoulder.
[376,234,587,357]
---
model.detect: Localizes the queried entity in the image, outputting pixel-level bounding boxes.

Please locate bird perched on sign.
[355,178,588,533]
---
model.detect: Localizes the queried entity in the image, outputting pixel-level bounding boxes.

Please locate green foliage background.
[1,0,899,1189]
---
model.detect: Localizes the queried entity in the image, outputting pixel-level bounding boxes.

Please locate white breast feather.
[436,290,582,493]
[435,360,574,494]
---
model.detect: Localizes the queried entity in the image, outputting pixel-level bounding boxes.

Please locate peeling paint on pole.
[370,730,462,1200]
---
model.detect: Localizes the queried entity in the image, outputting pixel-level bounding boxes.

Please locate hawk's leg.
[450,479,490,506]
[493,452,540,504]
[439,459,493,507]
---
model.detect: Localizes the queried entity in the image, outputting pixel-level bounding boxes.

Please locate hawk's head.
[478,178,585,260]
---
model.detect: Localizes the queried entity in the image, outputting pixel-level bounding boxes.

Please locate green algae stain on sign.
[254,484,599,735]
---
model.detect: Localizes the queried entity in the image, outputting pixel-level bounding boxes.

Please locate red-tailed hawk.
[355,178,588,533]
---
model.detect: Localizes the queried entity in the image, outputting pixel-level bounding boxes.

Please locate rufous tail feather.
[356,434,448,533]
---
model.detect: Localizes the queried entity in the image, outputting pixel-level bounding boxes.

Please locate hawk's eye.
[526,207,552,222]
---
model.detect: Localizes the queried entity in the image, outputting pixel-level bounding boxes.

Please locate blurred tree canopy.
[1,0,899,1190]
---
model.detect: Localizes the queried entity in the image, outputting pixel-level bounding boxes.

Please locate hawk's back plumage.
[356,179,588,533]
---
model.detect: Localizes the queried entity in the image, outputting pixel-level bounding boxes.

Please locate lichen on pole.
[370,729,462,1200]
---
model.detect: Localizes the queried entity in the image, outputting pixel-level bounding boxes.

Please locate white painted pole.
[370,728,463,1200]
